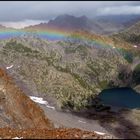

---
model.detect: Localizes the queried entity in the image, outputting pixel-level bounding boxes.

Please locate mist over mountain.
[0,11,140,35]
[94,14,140,25]
[23,14,140,35]
[24,14,102,34]
[47,15,93,30]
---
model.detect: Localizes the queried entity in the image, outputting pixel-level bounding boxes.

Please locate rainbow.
[0,28,128,52]
[0,27,134,65]
[0,28,69,40]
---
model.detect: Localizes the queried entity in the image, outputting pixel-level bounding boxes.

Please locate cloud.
[0,1,139,22]
[98,5,140,15]
[0,20,48,29]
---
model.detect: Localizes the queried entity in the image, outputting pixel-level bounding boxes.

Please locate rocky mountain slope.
[0,31,140,111]
[112,20,140,45]
[24,14,140,35]
[0,67,111,139]
[94,14,140,34]
[0,67,52,129]
[24,15,103,34]
[110,20,140,92]
[47,15,100,32]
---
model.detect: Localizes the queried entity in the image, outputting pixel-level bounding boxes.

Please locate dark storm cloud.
[0,1,140,21]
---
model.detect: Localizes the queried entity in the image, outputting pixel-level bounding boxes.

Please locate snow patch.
[46,105,55,110]
[78,120,86,123]
[6,65,13,70]
[94,131,105,135]
[29,96,55,110]
[134,45,138,48]
[29,96,48,105]
[12,137,23,139]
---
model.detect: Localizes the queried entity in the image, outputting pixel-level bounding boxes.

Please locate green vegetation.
[133,64,140,85]
[87,62,99,75]
[65,47,76,54]
[98,80,108,89]
[120,48,134,63]
[5,41,32,53]
[76,45,88,59]
[4,40,40,59]
[65,44,87,59]
[122,34,140,44]
[72,73,92,91]
[118,72,125,81]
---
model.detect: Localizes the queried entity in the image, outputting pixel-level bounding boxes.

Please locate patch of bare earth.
[0,128,110,139]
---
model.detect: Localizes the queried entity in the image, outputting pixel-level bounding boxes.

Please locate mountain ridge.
[111,19,140,45]
[23,14,140,35]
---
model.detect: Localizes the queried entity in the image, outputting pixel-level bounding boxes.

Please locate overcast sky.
[0,1,140,28]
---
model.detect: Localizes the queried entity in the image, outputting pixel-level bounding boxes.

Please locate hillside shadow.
[98,109,140,139]
[69,96,140,139]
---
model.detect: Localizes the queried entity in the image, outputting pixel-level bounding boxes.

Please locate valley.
[0,2,140,139]
[0,27,140,138]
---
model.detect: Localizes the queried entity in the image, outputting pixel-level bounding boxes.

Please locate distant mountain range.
[24,14,140,35]
[0,14,139,36]
[24,14,103,34]
[94,14,140,26]
[92,14,140,35]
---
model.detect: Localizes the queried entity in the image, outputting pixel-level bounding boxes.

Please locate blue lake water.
[98,87,140,109]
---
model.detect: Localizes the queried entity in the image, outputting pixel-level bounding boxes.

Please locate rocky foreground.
[0,128,112,139]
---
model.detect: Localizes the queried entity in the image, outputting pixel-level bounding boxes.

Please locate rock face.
[0,68,52,129]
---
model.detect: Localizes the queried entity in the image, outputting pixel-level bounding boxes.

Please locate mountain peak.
[46,14,92,31]
[53,14,88,21]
